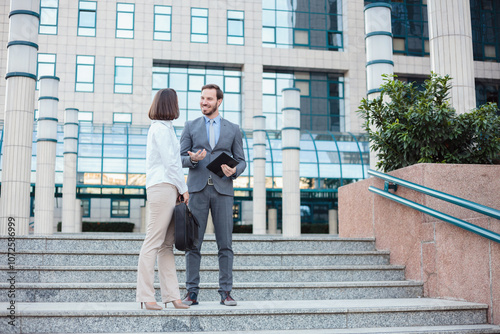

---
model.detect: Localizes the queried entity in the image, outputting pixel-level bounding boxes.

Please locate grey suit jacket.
[180,116,246,196]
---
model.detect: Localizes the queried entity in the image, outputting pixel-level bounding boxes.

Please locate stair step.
[0,299,490,333]
[0,281,423,302]
[0,234,376,252]
[72,326,500,334]
[0,264,406,283]
[0,250,391,267]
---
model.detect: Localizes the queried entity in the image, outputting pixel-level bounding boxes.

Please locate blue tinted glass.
[128,145,146,158]
[103,145,127,157]
[103,158,127,172]
[79,11,95,28]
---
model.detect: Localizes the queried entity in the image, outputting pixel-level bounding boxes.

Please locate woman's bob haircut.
[148,88,180,120]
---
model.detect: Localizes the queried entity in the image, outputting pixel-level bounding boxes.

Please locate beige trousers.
[136,182,181,302]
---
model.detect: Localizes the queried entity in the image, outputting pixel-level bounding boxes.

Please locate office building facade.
[0,0,498,232]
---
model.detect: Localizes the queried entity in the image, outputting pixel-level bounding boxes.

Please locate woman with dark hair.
[136,88,190,310]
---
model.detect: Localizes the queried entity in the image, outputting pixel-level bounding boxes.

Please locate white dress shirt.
[146,120,188,194]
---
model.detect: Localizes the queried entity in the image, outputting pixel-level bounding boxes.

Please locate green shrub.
[358,73,500,172]
[57,222,135,232]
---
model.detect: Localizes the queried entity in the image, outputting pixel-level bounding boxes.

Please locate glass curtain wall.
[364,0,429,57]
[262,0,343,50]
[152,64,243,127]
[263,70,345,132]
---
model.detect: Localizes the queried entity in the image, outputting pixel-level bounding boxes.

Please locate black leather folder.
[206,152,238,177]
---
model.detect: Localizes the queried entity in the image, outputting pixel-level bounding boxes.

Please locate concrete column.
[252,115,267,234]
[281,88,301,238]
[268,208,277,234]
[75,199,82,233]
[0,0,40,235]
[329,209,338,235]
[62,108,79,233]
[428,0,475,114]
[34,76,60,235]
[364,3,393,170]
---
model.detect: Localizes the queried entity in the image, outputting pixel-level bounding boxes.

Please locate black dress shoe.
[182,292,198,306]
[220,291,237,306]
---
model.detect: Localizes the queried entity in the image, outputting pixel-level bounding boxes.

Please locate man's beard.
[202,104,218,117]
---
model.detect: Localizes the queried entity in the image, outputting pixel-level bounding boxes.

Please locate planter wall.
[339,163,500,324]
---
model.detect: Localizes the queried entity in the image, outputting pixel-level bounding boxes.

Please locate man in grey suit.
[180,84,246,306]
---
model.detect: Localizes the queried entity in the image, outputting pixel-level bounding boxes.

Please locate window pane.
[78,56,94,64]
[155,6,171,15]
[41,8,57,25]
[78,111,93,122]
[228,20,243,36]
[155,16,171,31]
[77,65,94,82]
[42,0,58,6]
[104,145,127,157]
[79,11,96,28]
[192,8,208,16]
[117,3,134,12]
[263,78,276,94]
[113,113,132,123]
[192,17,208,34]
[128,159,146,173]
[79,1,96,10]
[38,63,55,77]
[263,10,276,26]
[79,144,101,157]
[189,75,205,91]
[224,77,241,93]
[128,146,146,158]
[169,73,188,91]
[103,159,127,172]
[188,92,200,109]
[191,34,208,43]
[115,67,132,84]
[263,28,276,43]
[152,73,168,89]
[78,158,101,172]
[117,12,134,29]
[223,94,241,111]
[228,36,244,45]
[228,10,244,20]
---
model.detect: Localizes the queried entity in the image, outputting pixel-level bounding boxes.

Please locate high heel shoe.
[141,302,163,310]
[165,299,190,309]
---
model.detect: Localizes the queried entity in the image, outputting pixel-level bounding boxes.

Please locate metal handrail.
[368,169,500,220]
[368,169,500,244]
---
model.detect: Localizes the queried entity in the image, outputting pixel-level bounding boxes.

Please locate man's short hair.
[202,83,223,100]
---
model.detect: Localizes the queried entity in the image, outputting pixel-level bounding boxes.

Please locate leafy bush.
[358,73,500,172]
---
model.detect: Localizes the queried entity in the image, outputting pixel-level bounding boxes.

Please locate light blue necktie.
[209,119,215,149]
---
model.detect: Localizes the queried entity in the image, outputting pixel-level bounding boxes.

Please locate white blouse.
[146,120,188,194]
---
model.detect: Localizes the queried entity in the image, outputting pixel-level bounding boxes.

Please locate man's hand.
[221,164,236,178]
[188,149,206,162]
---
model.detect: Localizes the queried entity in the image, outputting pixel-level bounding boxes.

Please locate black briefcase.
[174,202,199,251]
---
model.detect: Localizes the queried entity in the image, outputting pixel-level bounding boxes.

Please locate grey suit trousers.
[185,184,234,294]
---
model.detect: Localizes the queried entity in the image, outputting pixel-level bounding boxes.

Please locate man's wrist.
[191,159,198,165]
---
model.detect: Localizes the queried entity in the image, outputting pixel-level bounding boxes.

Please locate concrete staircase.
[0,234,499,333]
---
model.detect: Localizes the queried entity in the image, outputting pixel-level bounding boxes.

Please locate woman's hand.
[182,191,189,206]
